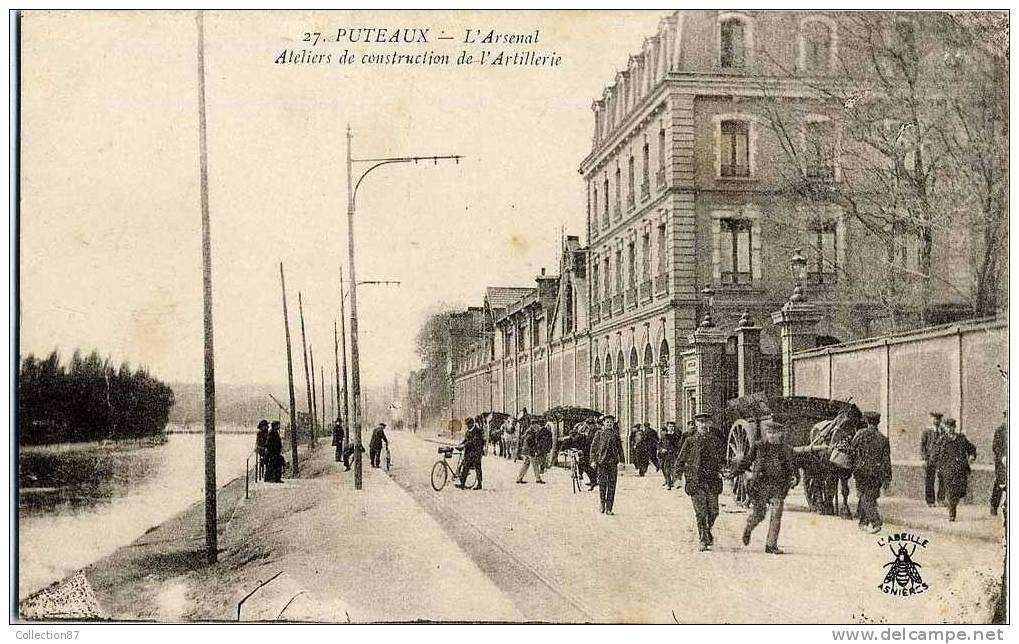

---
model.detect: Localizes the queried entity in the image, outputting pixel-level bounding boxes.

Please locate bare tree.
[756,11,1007,323]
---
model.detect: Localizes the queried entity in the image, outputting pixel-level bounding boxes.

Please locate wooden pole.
[298,292,314,448]
[346,126,364,489]
[279,263,299,476]
[196,10,217,564]
[320,365,326,439]
[310,345,319,446]
[334,320,341,427]
[339,269,351,454]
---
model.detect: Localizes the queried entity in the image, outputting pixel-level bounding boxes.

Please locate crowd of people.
[254,419,285,483]
[456,405,1005,556]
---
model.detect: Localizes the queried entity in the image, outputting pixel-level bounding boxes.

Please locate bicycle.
[383,443,392,472]
[565,448,584,494]
[431,446,476,491]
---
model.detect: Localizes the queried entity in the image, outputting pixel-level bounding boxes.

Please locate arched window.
[629,347,639,371]
[604,353,614,416]
[719,16,748,69]
[800,18,834,71]
[593,356,602,411]
[643,344,655,370]
[658,339,671,424]
[643,344,656,427]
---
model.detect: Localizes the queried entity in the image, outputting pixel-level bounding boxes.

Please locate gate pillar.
[735,310,762,398]
[686,316,728,427]
[771,300,822,396]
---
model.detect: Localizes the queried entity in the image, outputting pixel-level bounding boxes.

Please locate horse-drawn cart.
[724,393,861,511]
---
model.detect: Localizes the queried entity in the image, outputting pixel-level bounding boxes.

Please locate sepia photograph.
[10,7,1011,630]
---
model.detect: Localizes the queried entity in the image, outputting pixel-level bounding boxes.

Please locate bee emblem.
[882,544,925,591]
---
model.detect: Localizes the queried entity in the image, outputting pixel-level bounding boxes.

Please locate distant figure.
[937,418,977,522]
[255,419,269,482]
[851,411,892,533]
[590,415,624,515]
[643,424,660,472]
[658,422,681,490]
[991,411,1007,515]
[537,421,554,473]
[456,417,485,490]
[630,425,649,476]
[920,411,945,507]
[515,420,546,484]
[676,413,725,551]
[369,423,389,468]
[730,420,798,554]
[264,421,284,483]
[332,418,347,467]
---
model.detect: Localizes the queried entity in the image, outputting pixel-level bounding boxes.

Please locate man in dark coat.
[331,418,346,465]
[851,411,892,533]
[264,421,285,483]
[631,425,650,476]
[590,415,625,514]
[658,422,681,490]
[730,420,798,554]
[991,411,1007,515]
[937,418,977,521]
[920,411,944,507]
[676,413,725,550]
[255,419,269,481]
[516,420,546,484]
[368,423,389,468]
[537,421,554,474]
[456,417,485,490]
[643,424,661,472]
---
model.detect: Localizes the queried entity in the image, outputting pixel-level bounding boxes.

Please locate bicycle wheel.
[571,462,581,494]
[431,461,449,491]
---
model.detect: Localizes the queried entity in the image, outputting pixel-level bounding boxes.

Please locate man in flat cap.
[729,419,798,554]
[590,415,625,514]
[676,412,726,551]
[920,411,945,507]
[851,411,892,534]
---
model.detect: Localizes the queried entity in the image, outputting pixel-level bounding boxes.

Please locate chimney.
[540,267,546,276]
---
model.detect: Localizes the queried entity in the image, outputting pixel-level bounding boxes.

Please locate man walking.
[852,411,893,534]
[456,417,485,490]
[331,418,347,467]
[676,412,725,551]
[991,411,1007,515]
[938,418,977,522]
[590,415,624,514]
[920,411,944,507]
[537,420,554,474]
[368,422,389,468]
[730,420,798,554]
[515,419,546,484]
[658,422,681,490]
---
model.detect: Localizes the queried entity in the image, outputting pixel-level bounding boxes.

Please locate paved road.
[387,431,1003,624]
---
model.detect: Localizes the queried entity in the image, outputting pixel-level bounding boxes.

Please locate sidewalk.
[62,444,522,622]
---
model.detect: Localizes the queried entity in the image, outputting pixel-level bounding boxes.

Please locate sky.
[19,9,668,389]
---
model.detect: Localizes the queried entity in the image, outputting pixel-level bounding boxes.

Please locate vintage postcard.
[12,8,1010,629]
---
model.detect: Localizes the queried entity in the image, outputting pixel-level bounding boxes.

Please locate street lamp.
[699,283,716,328]
[789,248,808,303]
[346,124,461,490]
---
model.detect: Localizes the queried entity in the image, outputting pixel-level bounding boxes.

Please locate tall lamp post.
[345,123,460,490]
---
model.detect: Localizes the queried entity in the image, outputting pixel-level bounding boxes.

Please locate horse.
[802,408,861,518]
[479,412,510,456]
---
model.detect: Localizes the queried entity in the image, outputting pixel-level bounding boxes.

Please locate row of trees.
[19,350,175,445]
[408,308,456,429]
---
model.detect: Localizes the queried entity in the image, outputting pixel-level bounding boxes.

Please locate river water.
[17,430,255,600]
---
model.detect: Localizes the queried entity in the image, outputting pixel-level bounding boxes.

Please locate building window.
[641,141,650,191]
[720,17,747,69]
[800,19,833,71]
[890,223,921,272]
[564,285,575,333]
[627,156,635,209]
[592,261,601,303]
[614,167,622,216]
[615,249,623,293]
[592,186,599,228]
[641,232,651,280]
[627,241,636,287]
[719,218,753,285]
[808,221,838,283]
[720,120,750,178]
[599,256,607,299]
[603,177,610,223]
[804,119,836,182]
[656,223,666,275]
[532,318,541,346]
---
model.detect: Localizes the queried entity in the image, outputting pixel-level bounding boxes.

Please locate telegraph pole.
[310,345,319,445]
[298,292,313,448]
[196,10,218,564]
[320,365,326,440]
[338,269,350,454]
[279,263,299,476]
[345,124,461,489]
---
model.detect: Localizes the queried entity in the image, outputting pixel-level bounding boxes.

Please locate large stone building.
[452,10,983,452]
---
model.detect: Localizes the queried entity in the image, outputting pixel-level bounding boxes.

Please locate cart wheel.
[431,461,448,491]
[727,419,754,507]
